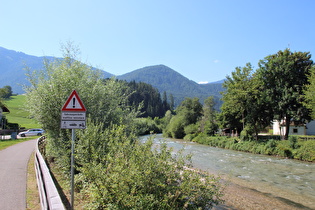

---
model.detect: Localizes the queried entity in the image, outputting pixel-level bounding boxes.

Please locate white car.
[18,129,45,137]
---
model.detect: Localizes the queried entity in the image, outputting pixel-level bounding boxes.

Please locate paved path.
[0,139,36,210]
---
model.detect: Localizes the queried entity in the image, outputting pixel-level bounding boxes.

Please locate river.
[140,134,315,209]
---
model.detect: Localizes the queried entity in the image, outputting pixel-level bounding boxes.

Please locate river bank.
[143,135,315,209]
[215,176,314,210]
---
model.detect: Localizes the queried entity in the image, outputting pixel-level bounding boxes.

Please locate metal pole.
[71,129,75,209]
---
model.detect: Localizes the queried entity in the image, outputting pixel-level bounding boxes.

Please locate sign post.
[61,90,86,210]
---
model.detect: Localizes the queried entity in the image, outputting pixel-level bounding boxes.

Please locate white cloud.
[198,81,209,84]
[213,59,220,63]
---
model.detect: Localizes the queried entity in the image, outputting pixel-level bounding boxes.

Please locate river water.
[140,134,315,209]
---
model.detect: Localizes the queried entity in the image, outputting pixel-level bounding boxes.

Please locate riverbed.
[141,134,315,209]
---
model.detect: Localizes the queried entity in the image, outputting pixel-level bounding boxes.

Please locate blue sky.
[1,0,314,83]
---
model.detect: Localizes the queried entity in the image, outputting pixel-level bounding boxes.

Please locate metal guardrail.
[35,136,65,210]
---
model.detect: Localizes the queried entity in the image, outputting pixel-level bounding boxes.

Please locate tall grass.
[3,95,40,129]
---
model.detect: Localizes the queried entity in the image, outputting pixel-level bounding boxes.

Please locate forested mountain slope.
[118,65,224,108]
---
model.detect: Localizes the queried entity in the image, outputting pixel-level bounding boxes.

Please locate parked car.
[18,129,45,137]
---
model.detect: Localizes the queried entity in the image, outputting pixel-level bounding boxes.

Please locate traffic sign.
[61,90,86,112]
[60,90,87,208]
[61,90,86,130]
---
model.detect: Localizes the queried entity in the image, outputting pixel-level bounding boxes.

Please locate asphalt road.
[0,139,36,210]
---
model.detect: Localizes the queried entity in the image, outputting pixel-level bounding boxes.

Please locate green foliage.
[220,63,272,138]
[258,49,313,139]
[0,85,13,99]
[294,140,315,161]
[219,49,313,140]
[126,81,170,118]
[200,96,218,136]
[25,42,138,165]
[240,125,255,141]
[164,98,203,139]
[133,117,162,135]
[165,115,186,139]
[191,133,315,161]
[75,125,223,209]
[304,66,315,119]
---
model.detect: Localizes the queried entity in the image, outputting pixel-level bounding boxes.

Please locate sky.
[1,0,315,84]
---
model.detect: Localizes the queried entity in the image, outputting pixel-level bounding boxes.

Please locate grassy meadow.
[3,95,40,129]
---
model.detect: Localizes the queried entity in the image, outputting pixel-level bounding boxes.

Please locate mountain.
[0,47,224,108]
[0,47,113,94]
[117,65,224,108]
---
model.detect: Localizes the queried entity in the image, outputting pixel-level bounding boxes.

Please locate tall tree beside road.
[25,42,135,161]
[257,49,313,139]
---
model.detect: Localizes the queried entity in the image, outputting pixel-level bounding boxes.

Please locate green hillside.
[118,65,224,108]
[3,95,40,129]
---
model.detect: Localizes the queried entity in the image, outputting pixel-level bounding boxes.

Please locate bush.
[133,117,162,135]
[294,140,315,161]
[276,140,293,158]
[264,139,278,155]
[76,125,224,209]
[288,136,298,149]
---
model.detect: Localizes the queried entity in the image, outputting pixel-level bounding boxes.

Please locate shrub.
[288,136,298,149]
[184,123,199,135]
[294,140,315,161]
[76,125,224,209]
[264,139,278,155]
[276,140,293,158]
[133,117,162,135]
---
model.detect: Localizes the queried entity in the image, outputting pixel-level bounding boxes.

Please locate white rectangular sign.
[61,120,86,129]
[61,112,86,121]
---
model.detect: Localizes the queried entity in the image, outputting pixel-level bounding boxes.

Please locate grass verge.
[0,137,35,150]
[26,152,40,210]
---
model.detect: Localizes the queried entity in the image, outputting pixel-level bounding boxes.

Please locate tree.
[169,93,175,111]
[304,66,315,118]
[257,49,313,139]
[220,63,272,139]
[25,42,136,162]
[200,96,218,135]
[0,85,13,99]
[219,63,255,136]
[126,81,168,118]
[164,98,202,139]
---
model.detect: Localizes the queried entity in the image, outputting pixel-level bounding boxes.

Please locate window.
[293,128,298,133]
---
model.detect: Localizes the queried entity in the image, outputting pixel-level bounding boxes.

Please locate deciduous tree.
[257,49,313,139]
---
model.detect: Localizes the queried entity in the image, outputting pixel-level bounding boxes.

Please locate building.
[273,120,315,136]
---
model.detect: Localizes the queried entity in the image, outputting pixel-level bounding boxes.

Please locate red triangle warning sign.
[61,90,86,112]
